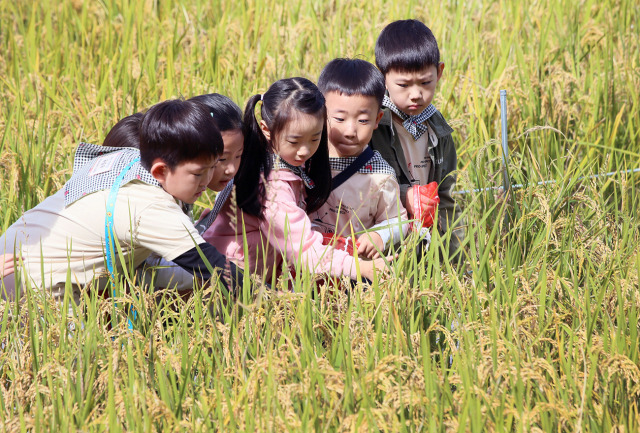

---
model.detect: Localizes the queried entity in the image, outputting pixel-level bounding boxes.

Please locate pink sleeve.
[260,177,358,279]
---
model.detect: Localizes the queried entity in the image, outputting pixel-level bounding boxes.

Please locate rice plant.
[1,0,639,431]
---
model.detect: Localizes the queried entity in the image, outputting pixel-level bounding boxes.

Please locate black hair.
[188,93,243,132]
[236,77,331,217]
[139,99,223,171]
[102,112,144,149]
[375,19,440,74]
[317,58,386,108]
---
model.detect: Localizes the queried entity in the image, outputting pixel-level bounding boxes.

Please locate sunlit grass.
[1,0,639,431]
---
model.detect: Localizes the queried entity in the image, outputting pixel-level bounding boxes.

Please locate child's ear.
[373,109,384,129]
[437,62,445,80]
[259,120,271,141]
[149,159,170,184]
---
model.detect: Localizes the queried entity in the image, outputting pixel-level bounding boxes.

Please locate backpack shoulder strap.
[331,146,374,191]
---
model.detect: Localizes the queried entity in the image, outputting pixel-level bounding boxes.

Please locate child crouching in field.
[190,93,245,226]
[0,99,241,301]
[203,77,387,284]
[141,93,245,291]
[370,19,465,260]
[310,58,408,259]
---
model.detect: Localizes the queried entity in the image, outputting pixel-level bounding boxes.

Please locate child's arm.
[171,243,244,291]
[261,176,378,281]
[135,199,243,292]
[366,174,409,248]
[1,253,16,277]
[139,183,236,292]
[138,254,196,291]
[356,232,384,259]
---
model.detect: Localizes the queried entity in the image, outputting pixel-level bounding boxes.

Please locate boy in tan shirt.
[1,99,242,301]
[310,58,408,259]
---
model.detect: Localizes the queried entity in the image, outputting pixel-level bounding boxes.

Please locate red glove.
[407,181,440,229]
[321,233,359,256]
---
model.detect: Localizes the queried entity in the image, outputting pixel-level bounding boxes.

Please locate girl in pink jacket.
[203,77,386,285]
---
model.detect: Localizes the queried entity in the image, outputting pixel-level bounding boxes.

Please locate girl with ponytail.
[203,77,386,284]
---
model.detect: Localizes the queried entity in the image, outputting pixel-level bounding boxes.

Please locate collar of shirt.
[382,95,437,141]
[379,107,454,140]
[328,151,396,177]
[271,154,315,189]
[64,143,159,206]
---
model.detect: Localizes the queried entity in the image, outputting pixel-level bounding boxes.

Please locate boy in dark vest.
[370,19,465,261]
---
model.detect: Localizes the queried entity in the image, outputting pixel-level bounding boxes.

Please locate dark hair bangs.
[140,99,223,170]
[375,19,440,74]
[265,85,326,146]
[318,58,385,106]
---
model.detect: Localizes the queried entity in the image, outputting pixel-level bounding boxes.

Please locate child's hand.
[356,232,384,259]
[406,182,440,228]
[1,253,17,277]
[321,233,358,255]
[358,256,392,282]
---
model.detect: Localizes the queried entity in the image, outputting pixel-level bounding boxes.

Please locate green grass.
[1,0,639,431]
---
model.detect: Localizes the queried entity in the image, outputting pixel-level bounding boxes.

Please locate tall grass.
[1,0,639,431]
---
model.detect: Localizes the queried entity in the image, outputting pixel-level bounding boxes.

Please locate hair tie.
[260,94,264,101]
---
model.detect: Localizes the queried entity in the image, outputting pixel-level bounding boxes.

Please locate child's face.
[384,63,444,116]
[153,155,217,204]
[325,92,383,158]
[208,129,244,191]
[262,113,324,167]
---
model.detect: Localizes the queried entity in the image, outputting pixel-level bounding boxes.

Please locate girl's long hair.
[102,112,144,149]
[235,77,331,217]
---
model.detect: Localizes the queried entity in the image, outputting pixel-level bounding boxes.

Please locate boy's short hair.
[375,19,440,74]
[140,99,223,170]
[317,58,386,108]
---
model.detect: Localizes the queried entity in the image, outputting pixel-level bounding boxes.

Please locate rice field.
[1,0,639,431]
